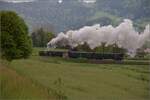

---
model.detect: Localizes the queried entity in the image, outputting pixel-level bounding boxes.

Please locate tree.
[0,11,32,61]
[31,28,54,47]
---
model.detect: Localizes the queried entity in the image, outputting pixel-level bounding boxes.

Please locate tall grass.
[0,62,63,100]
[0,47,149,100]
[9,56,150,100]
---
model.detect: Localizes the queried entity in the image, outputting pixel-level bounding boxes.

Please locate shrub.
[0,11,32,61]
[31,28,54,47]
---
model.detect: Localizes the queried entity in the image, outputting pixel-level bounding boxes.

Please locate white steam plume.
[47,19,150,57]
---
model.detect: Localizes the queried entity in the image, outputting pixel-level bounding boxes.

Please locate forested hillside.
[0,0,149,32]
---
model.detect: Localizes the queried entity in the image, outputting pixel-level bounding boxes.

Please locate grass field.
[0,48,150,100]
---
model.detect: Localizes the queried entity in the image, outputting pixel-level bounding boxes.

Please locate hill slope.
[0,0,149,32]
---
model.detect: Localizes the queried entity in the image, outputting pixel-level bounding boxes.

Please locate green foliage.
[76,43,91,52]
[0,11,32,61]
[76,43,126,53]
[134,18,150,31]
[31,28,54,47]
[89,11,122,26]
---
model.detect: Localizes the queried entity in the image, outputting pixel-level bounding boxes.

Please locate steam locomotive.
[39,50,124,60]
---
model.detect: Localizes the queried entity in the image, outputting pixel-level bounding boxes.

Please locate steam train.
[39,50,124,60]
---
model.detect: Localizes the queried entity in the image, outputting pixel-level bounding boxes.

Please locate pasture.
[0,48,150,100]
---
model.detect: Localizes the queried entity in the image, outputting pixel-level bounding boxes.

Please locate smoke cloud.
[47,19,150,57]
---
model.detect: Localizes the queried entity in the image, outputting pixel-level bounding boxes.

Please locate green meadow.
[0,48,150,100]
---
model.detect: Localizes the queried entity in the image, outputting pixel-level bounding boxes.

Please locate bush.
[31,28,54,47]
[0,11,32,61]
